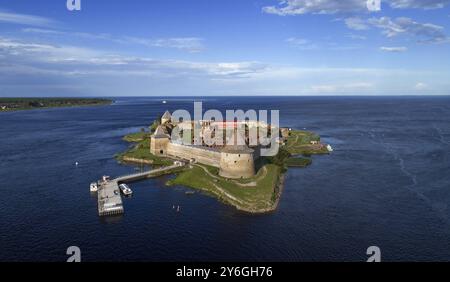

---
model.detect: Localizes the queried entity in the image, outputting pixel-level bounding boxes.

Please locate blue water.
[1,96,450,262]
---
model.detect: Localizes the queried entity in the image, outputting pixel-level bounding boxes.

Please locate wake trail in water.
[398,157,418,187]
[433,124,450,146]
[378,135,450,227]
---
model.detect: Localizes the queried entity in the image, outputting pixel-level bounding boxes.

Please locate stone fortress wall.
[151,110,259,179]
[166,142,221,168]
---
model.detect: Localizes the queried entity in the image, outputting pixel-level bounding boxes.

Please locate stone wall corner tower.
[219,145,255,179]
[218,130,256,179]
[150,125,170,156]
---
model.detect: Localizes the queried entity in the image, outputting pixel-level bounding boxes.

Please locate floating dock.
[98,180,123,216]
[96,164,183,216]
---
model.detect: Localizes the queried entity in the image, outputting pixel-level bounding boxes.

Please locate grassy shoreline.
[117,128,330,213]
[0,98,113,112]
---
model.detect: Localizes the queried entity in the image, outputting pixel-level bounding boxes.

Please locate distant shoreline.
[0,98,113,112]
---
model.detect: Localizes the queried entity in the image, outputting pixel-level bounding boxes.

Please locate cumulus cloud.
[380,46,408,52]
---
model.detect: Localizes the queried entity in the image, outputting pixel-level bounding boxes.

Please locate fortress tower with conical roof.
[150,125,170,156]
[161,110,172,125]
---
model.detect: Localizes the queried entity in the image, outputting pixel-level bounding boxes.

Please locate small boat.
[90,182,98,192]
[185,191,195,195]
[327,144,334,152]
[177,205,181,212]
[119,183,133,196]
[162,100,167,104]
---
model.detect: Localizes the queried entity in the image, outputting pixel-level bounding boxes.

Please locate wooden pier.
[96,163,183,216]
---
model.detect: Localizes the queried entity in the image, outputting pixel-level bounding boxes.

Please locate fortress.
[150,111,275,179]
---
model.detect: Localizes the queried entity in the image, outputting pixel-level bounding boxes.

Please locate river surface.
[1,96,450,262]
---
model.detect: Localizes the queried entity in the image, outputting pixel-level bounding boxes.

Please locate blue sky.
[0,0,450,96]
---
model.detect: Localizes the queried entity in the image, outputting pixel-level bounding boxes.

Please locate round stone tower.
[219,145,255,179]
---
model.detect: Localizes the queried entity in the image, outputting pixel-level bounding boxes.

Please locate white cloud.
[0,10,55,27]
[380,46,408,52]
[345,17,369,30]
[262,0,450,16]
[286,37,362,50]
[23,28,113,41]
[285,37,318,50]
[125,37,205,53]
[310,82,374,93]
[262,0,368,16]
[22,28,62,35]
[368,17,448,43]
[414,82,428,90]
[0,36,264,79]
[22,28,205,53]
[0,36,103,62]
[347,33,367,40]
[389,0,450,9]
[1,36,448,96]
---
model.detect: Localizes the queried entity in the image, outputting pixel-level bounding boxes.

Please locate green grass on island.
[117,136,172,166]
[285,130,330,155]
[117,127,330,213]
[167,163,282,212]
[122,131,149,142]
[0,98,112,112]
[286,157,312,167]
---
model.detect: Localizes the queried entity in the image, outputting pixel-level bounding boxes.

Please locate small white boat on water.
[90,182,98,192]
[327,144,334,152]
[119,183,133,196]
[162,100,167,104]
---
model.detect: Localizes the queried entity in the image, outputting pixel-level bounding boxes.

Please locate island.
[117,111,332,213]
[0,98,112,112]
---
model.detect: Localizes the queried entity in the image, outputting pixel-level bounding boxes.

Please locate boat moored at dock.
[119,183,133,196]
[93,163,185,217]
[90,182,98,192]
